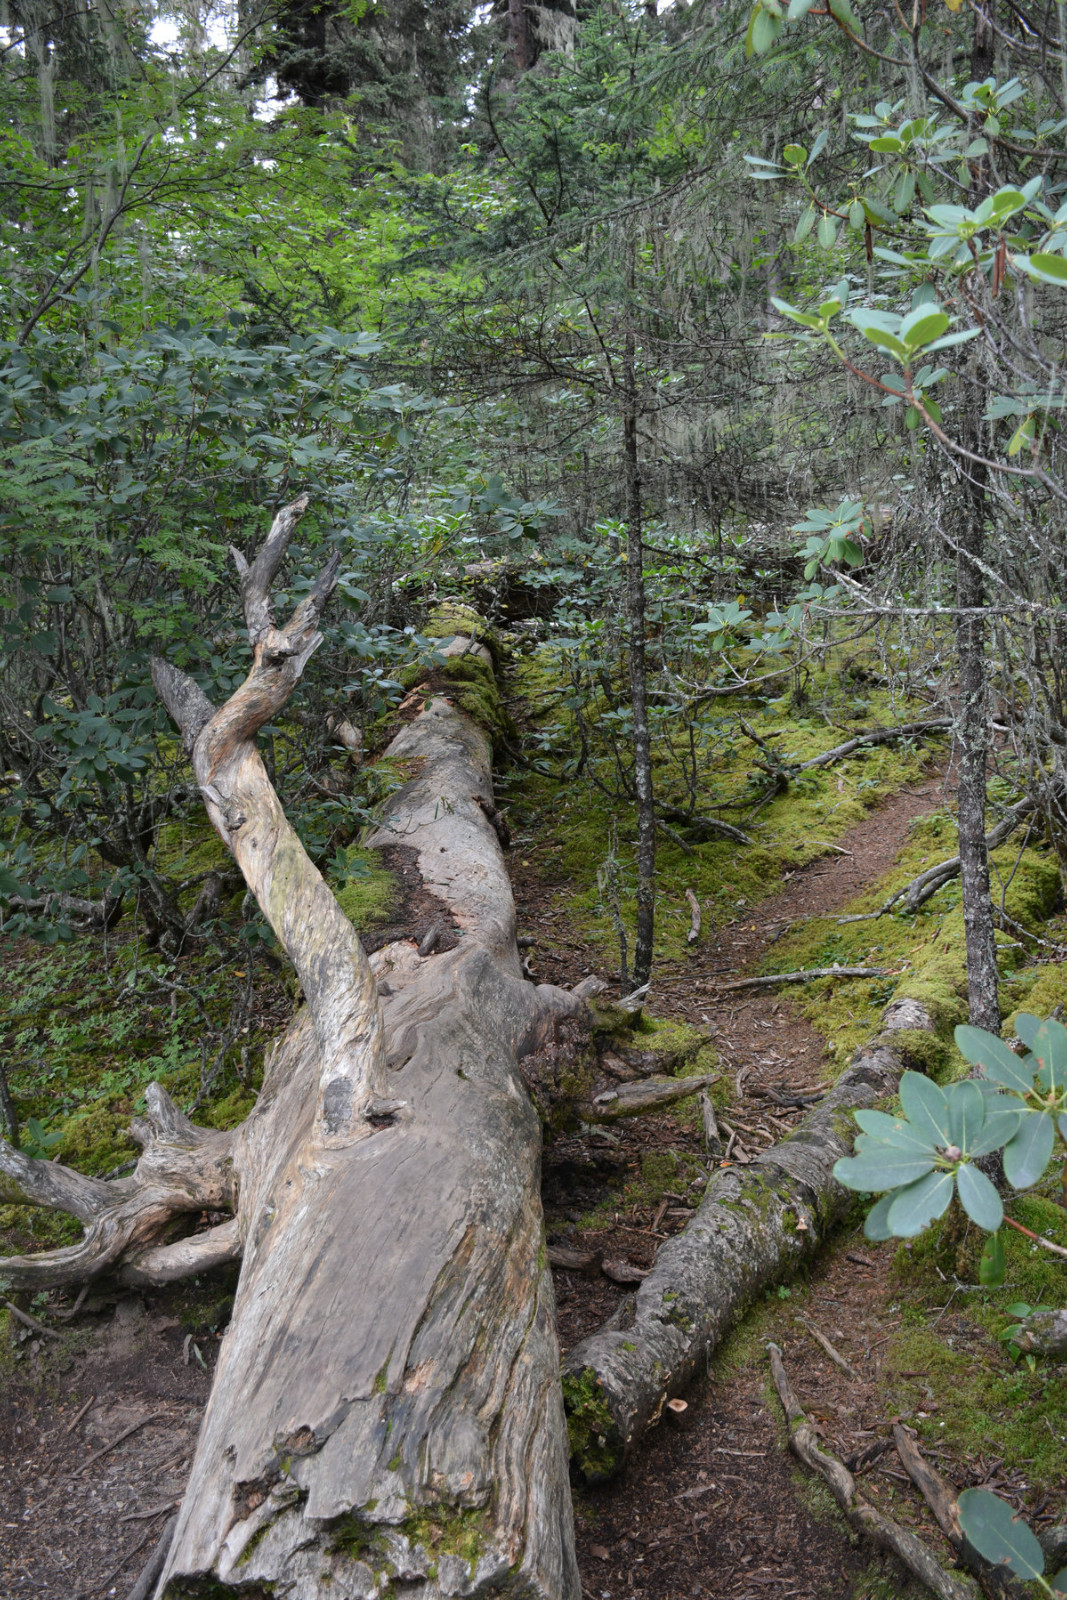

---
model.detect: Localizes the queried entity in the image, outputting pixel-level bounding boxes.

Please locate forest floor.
[1,768,1064,1599]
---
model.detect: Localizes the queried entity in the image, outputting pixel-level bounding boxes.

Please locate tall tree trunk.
[508,0,529,70]
[623,327,656,989]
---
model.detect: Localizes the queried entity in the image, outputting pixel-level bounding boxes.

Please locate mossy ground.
[504,651,940,973]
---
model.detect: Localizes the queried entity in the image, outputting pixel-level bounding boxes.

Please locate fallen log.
[0,503,592,1599]
[769,1347,980,1600]
[560,995,936,1479]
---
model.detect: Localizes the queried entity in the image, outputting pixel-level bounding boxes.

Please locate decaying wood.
[685,888,701,943]
[795,1314,859,1379]
[561,995,936,1478]
[769,1346,980,1600]
[0,503,594,1599]
[578,1072,717,1123]
[710,964,892,994]
[124,1515,178,1600]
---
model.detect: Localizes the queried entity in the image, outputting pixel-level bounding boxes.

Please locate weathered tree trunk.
[0,501,591,1600]
[561,997,937,1480]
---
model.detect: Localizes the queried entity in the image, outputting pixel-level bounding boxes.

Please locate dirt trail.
[0,781,941,1600]
[546,777,947,1600]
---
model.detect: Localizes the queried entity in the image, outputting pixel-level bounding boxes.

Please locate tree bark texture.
[0,503,589,1600]
[954,397,1000,1036]
[561,997,937,1480]
[623,325,656,989]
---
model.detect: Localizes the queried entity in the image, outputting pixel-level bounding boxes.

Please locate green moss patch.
[562,1367,624,1482]
[334,846,398,932]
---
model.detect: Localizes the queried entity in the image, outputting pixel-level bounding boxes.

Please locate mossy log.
[0,503,588,1600]
[561,996,937,1481]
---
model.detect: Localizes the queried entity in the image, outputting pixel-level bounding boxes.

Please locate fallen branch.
[685,888,702,944]
[123,1514,178,1600]
[839,797,1036,923]
[579,1072,718,1123]
[769,1346,980,1600]
[893,1427,1026,1600]
[711,965,891,994]
[77,1411,166,1476]
[562,996,934,1477]
[795,1313,860,1379]
[794,718,952,772]
[3,1299,63,1339]
[658,804,752,846]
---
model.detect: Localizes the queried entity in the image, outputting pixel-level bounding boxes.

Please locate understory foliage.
[2,0,1067,1562]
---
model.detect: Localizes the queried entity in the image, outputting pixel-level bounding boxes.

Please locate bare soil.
[1,771,996,1600]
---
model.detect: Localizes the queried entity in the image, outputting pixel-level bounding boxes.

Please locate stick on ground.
[768,1344,980,1600]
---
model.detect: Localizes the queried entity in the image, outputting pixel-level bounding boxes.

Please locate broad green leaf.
[955,1025,1034,1092]
[894,168,916,215]
[1050,1568,1067,1595]
[869,136,903,153]
[900,1073,951,1147]
[783,143,807,165]
[1032,1019,1067,1091]
[848,200,865,231]
[809,129,829,164]
[747,3,783,55]
[864,1192,896,1240]
[956,1163,1003,1231]
[771,297,822,328]
[817,214,839,249]
[947,1080,986,1153]
[924,329,982,352]
[795,205,817,243]
[833,1148,936,1191]
[1028,252,1067,283]
[886,1170,954,1236]
[899,310,950,349]
[969,1102,1024,1156]
[1014,1013,1041,1049]
[979,1231,1006,1287]
[853,1109,936,1151]
[957,1490,1045,1581]
[786,0,816,17]
[1003,1111,1055,1189]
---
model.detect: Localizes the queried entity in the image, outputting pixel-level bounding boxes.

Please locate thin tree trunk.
[956,438,1000,1034]
[623,325,655,988]
[509,0,529,70]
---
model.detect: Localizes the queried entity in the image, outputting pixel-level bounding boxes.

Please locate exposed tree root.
[769,1346,980,1600]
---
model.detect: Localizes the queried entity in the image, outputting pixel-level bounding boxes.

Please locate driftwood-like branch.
[769,1346,980,1600]
[658,804,752,846]
[561,996,934,1477]
[893,1427,1027,1600]
[154,495,390,1143]
[794,718,952,772]
[579,1072,717,1123]
[711,965,891,994]
[685,888,701,943]
[0,1085,235,1287]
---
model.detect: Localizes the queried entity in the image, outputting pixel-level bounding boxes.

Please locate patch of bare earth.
[538,778,954,1600]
